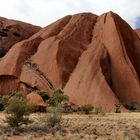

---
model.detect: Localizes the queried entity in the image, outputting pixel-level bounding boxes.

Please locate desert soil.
[0,112,140,140]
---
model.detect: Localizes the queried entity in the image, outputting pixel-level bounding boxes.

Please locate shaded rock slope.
[0,12,140,111]
[136,29,140,38]
[0,17,41,57]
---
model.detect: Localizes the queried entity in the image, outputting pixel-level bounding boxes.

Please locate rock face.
[64,12,140,110]
[0,17,41,57]
[27,92,47,110]
[0,12,140,111]
[32,13,97,88]
[135,29,140,38]
[0,13,97,96]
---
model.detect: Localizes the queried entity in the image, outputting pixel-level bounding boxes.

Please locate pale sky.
[0,0,140,28]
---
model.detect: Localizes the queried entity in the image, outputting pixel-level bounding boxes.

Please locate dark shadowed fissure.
[57,15,98,88]
[20,82,38,92]
[100,53,113,90]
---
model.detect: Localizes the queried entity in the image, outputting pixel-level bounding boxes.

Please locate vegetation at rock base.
[94,106,102,115]
[46,113,62,127]
[48,89,69,107]
[5,92,34,127]
[115,104,121,113]
[125,101,138,111]
[43,106,62,127]
[80,104,93,114]
[37,90,49,101]
[41,89,70,127]
[0,95,10,111]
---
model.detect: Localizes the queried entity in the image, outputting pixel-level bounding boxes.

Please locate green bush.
[94,106,102,115]
[11,91,23,98]
[46,113,62,127]
[0,91,24,111]
[115,104,121,113]
[42,106,62,127]
[47,105,64,113]
[0,95,10,111]
[6,114,30,127]
[48,89,69,106]
[37,90,49,101]
[41,89,69,128]
[5,96,34,127]
[125,101,137,111]
[80,104,93,114]
[62,106,74,113]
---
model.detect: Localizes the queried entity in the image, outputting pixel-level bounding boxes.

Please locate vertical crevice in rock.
[56,13,98,88]
[100,52,112,89]
[104,13,107,24]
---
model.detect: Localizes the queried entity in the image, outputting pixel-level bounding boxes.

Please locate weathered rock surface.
[0,12,140,111]
[32,13,97,88]
[64,40,120,111]
[64,12,140,111]
[0,13,97,95]
[27,92,47,108]
[0,17,41,57]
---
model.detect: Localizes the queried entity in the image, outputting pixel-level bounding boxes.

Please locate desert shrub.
[125,101,137,111]
[43,106,62,127]
[0,95,10,111]
[115,104,121,113]
[5,96,34,127]
[47,105,64,113]
[48,89,69,106]
[11,91,24,98]
[61,102,78,113]
[80,104,93,114]
[0,91,24,111]
[62,106,74,113]
[37,90,49,101]
[94,106,102,115]
[46,113,62,127]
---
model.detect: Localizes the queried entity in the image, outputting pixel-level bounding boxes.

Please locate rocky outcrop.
[32,13,97,88]
[0,12,140,111]
[0,13,97,95]
[64,40,119,111]
[135,29,140,38]
[27,92,47,110]
[64,12,140,111]
[0,17,41,57]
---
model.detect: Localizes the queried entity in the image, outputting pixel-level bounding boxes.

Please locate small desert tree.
[48,89,69,106]
[41,89,69,127]
[5,95,33,127]
[37,90,49,101]
[46,106,62,127]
